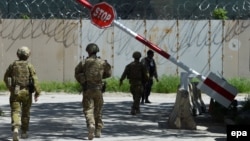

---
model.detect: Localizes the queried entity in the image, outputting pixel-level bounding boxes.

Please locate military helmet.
[17,46,31,60]
[86,43,99,54]
[132,51,141,59]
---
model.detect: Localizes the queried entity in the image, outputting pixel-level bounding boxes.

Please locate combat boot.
[145,100,151,103]
[136,109,141,114]
[141,98,144,105]
[21,131,28,139]
[13,127,19,141]
[88,124,95,140]
[130,109,136,115]
[95,129,102,138]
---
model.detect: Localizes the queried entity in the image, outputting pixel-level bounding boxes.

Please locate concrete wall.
[0,19,249,82]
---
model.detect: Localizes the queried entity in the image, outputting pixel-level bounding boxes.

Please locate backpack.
[83,57,104,84]
[127,62,144,81]
[11,61,31,87]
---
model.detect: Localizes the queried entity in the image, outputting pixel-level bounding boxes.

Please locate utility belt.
[129,80,143,85]
[86,83,102,90]
[13,85,29,95]
[8,77,29,87]
[8,77,34,95]
[82,81,106,93]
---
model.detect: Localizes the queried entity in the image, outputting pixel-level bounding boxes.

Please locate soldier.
[120,51,149,115]
[3,46,41,141]
[74,43,111,140]
[141,50,159,104]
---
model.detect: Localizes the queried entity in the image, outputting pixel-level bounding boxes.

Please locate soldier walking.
[3,46,41,141]
[75,43,111,140]
[120,51,148,115]
[141,50,159,104]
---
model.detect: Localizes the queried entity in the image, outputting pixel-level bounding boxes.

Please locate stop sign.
[90,2,116,29]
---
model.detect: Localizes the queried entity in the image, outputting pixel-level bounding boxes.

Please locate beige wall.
[0,19,79,82]
[0,19,249,82]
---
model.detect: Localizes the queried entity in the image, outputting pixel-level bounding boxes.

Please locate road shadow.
[0,99,226,140]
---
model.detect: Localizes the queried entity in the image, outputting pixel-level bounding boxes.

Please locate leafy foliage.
[0,76,250,94]
[213,8,228,20]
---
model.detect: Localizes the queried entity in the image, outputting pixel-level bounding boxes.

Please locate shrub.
[228,78,250,93]
[152,75,180,93]
[0,76,250,94]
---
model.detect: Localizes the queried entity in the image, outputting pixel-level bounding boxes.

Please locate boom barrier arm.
[77,0,205,80]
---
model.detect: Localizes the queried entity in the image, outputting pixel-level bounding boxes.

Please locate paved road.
[0,92,247,141]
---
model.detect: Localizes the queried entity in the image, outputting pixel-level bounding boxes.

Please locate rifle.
[27,64,35,94]
[28,77,35,94]
[82,81,87,93]
[101,81,106,93]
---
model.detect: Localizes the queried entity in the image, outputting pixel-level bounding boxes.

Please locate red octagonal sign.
[90,2,116,29]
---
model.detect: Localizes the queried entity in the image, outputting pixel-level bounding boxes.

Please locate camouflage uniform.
[141,50,158,104]
[3,46,41,141]
[75,43,111,140]
[120,51,148,115]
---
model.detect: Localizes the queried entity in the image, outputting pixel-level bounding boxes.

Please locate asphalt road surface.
[0,92,247,141]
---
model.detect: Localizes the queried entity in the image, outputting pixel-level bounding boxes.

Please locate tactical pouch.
[15,85,20,95]
[7,77,12,88]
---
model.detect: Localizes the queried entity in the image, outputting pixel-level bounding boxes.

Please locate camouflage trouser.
[82,89,104,130]
[130,84,143,112]
[9,88,32,132]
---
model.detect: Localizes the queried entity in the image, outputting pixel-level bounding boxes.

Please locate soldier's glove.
[34,93,40,102]
[156,77,159,82]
